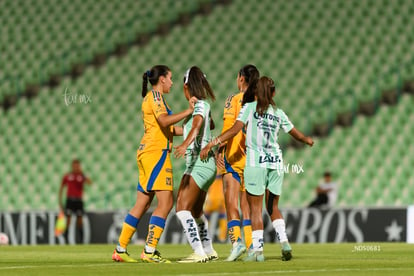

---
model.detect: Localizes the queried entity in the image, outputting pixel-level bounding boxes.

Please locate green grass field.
[1,243,414,275]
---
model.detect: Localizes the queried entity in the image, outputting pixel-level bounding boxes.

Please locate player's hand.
[188,96,198,110]
[200,143,212,161]
[305,136,314,147]
[216,152,225,170]
[173,144,187,158]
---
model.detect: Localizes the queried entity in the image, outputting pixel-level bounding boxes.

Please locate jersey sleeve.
[236,103,250,124]
[279,109,294,133]
[151,92,168,119]
[222,95,236,133]
[193,101,205,118]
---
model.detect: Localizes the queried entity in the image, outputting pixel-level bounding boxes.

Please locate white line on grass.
[177,267,414,276]
[0,263,114,270]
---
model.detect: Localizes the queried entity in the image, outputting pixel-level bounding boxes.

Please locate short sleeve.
[193,101,205,118]
[236,103,250,124]
[279,109,294,133]
[150,92,168,119]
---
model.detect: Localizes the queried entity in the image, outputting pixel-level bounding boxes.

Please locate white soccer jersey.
[183,100,212,155]
[237,102,294,168]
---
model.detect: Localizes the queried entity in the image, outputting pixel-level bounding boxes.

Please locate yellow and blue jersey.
[222,92,246,176]
[136,90,174,193]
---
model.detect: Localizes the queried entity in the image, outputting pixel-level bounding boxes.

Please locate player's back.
[222,92,246,164]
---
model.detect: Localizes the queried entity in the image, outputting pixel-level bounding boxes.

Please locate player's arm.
[288,128,314,146]
[156,97,197,128]
[200,120,244,160]
[174,115,203,158]
[173,126,183,136]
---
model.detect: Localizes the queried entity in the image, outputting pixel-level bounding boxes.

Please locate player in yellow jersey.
[218,65,260,261]
[204,169,227,243]
[112,65,196,263]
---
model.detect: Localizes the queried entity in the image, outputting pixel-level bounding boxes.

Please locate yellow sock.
[118,214,139,249]
[145,216,165,252]
[243,219,252,249]
[228,220,242,244]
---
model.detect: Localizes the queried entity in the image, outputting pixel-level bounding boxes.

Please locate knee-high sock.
[176,210,205,256]
[118,214,139,250]
[227,220,242,246]
[272,219,288,243]
[144,216,166,253]
[242,219,252,249]
[252,230,264,252]
[195,215,214,254]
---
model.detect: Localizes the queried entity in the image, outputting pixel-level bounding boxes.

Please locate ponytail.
[142,71,149,98]
[240,64,260,106]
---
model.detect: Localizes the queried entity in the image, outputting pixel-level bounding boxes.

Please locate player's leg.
[193,190,218,260]
[243,166,266,262]
[75,200,84,244]
[223,172,246,261]
[140,152,174,263]
[176,174,209,263]
[113,191,153,262]
[140,190,173,263]
[240,189,252,250]
[244,192,265,262]
[266,168,292,261]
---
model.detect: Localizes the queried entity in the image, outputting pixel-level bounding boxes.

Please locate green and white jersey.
[237,102,294,169]
[183,100,212,155]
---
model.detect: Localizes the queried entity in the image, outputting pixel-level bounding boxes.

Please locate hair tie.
[146,70,151,77]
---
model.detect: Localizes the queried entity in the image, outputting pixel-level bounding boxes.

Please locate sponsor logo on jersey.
[259,154,281,164]
[254,112,280,122]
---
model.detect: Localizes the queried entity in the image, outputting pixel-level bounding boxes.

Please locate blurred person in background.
[58,159,92,244]
[308,171,338,208]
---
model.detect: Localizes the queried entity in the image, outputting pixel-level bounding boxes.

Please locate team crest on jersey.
[166,177,172,186]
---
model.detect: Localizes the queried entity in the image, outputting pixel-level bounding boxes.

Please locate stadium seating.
[1,0,413,211]
[0,0,215,102]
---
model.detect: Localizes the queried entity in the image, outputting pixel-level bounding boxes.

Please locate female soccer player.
[174,66,217,263]
[201,76,314,262]
[112,65,196,263]
[218,64,259,261]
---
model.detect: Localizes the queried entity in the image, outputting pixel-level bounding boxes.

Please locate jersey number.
[263,131,272,148]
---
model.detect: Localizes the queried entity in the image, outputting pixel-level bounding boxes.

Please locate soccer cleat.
[140,250,171,263]
[112,249,138,263]
[225,242,246,261]
[178,252,209,263]
[281,242,292,261]
[243,250,265,262]
[207,250,219,261]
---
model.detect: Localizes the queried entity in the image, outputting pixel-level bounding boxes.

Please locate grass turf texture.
[1,243,413,275]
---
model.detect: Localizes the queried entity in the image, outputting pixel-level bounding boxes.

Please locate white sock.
[195,215,214,255]
[176,210,206,256]
[272,219,288,243]
[252,230,264,252]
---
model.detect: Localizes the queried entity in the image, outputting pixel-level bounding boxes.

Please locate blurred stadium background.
[1,0,413,212]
